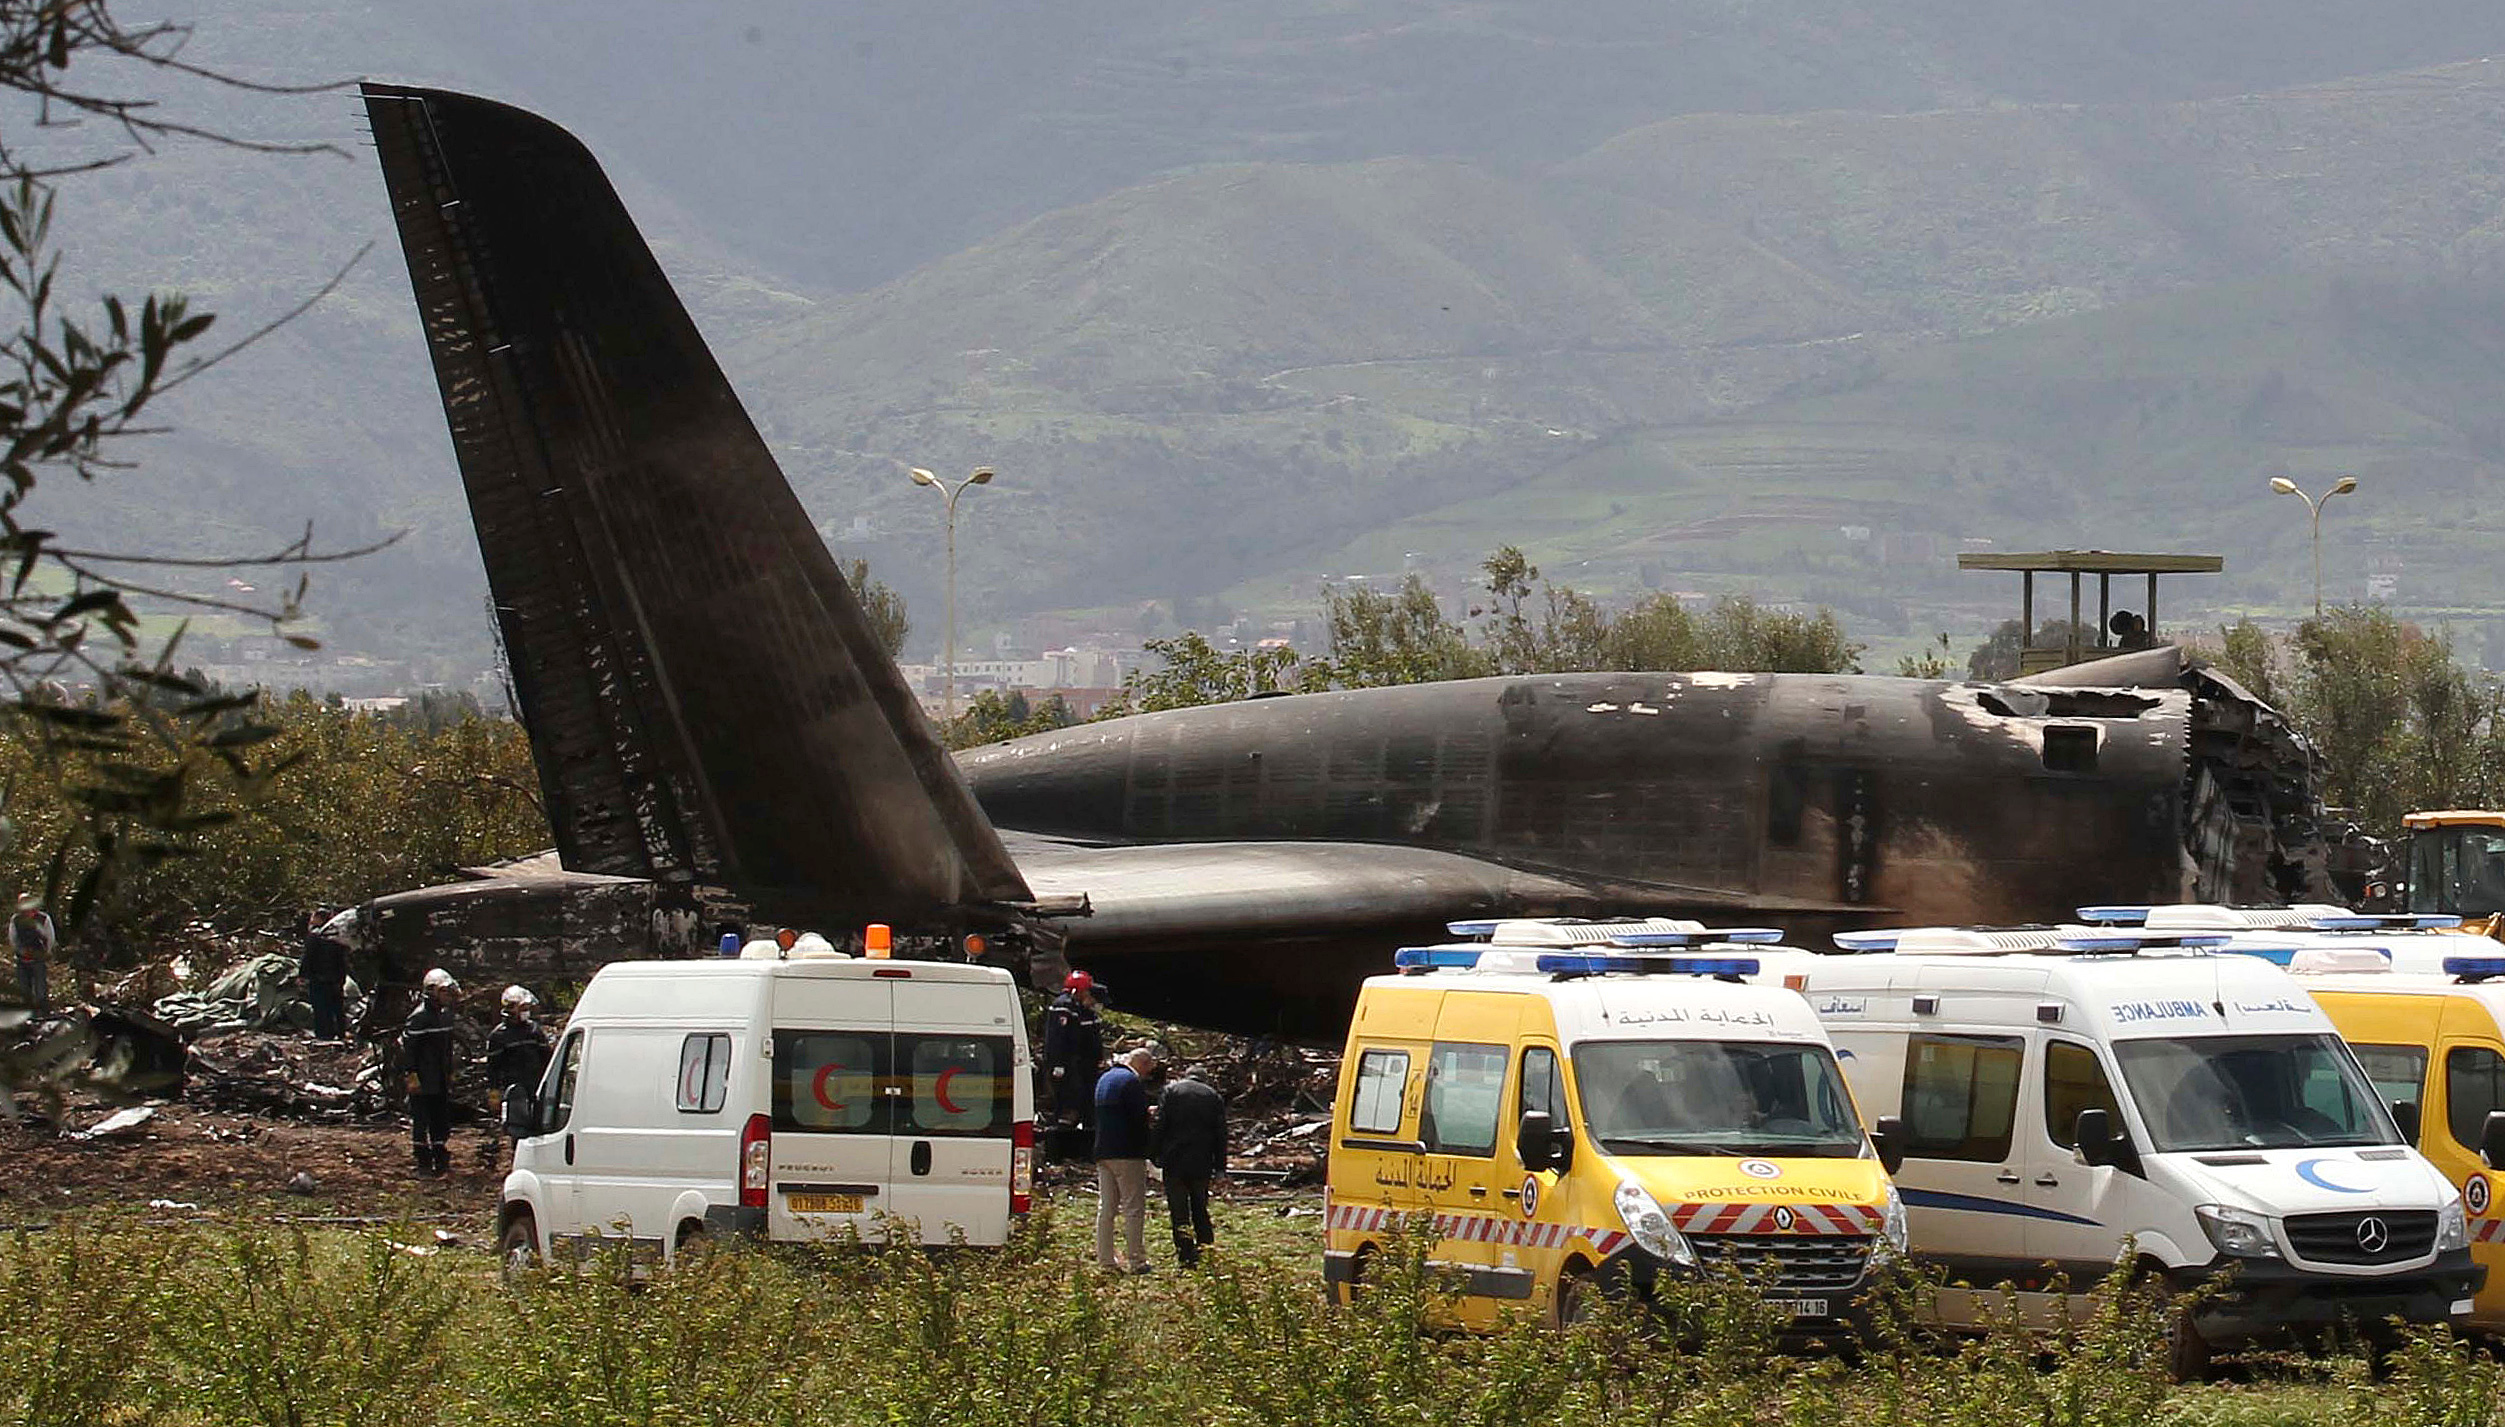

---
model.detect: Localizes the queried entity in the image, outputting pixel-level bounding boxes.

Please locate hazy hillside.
[35,1,2505,678]
[738,61,2505,645]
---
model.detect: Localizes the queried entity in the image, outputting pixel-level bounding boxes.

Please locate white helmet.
[500,984,537,1010]
[421,968,458,992]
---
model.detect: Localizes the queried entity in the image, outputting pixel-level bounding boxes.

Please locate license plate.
[1768,1297,1829,1319]
[787,1193,865,1214]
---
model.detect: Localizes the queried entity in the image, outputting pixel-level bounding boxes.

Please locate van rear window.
[777,1032,881,1133]
[902,1034,1014,1137]
[771,1031,1016,1136]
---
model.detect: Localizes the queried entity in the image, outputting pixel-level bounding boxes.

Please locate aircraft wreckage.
[354,83,2330,1038]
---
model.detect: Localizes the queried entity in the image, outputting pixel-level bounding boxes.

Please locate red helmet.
[1063,970,1095,993]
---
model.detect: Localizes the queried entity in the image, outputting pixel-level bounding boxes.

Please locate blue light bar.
[2444,956,2505,981]
[2313,914,2464,931]
[2056,931,2230,952]
[2216,944,2299,966]
[1608,927,1786,947]
[2075,906,2151,925]
[1444,920,1501,939]
[1533,953,1762,978]
[1393,947,1485,973]
[1833,931,1899,951]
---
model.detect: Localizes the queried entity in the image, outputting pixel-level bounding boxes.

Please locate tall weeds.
[0,1219,2496,1427]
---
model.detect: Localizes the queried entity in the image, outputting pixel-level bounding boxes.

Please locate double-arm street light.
[910,464,994,721]
[2267,475,2359,617]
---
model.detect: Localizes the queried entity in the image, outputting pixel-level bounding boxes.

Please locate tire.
[497,1211,542,1283]
[673,1221,715,1269]
[1553,1263,1599,1329]
[1339,1243,1376,1306]
[2149,1274,2212,1382]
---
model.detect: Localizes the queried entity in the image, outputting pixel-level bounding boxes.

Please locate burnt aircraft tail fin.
[361,84,1032,924]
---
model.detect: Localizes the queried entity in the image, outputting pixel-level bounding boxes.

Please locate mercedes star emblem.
[2355,1217,2390,1254]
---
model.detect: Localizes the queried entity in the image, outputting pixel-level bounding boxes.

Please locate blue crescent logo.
[2294,1158,2374,1194]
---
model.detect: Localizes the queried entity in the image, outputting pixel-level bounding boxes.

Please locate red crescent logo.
[811,1062,847,1112]
[935,1066,965,1115]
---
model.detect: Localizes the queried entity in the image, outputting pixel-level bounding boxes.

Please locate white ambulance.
[2075,903,2467,972]
[496,938,1033,1268]
[1791,925,2475,1374]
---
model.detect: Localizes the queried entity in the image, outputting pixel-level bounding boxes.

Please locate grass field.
[3,1193,2496,1426]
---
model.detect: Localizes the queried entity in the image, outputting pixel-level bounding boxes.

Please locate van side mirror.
[1870,1114,1907,1174]
[2483,1111,2505,1171]
[2073,1107,2118,1167]
[2391,1099,2422,1145]
[1516,1110,1559,1171]
[504,1086,538,1138]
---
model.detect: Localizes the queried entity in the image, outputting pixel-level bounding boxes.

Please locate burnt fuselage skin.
[958,672,2194,1031]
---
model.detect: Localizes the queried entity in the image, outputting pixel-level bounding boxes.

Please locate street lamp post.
[2267,475,2359,617]
[909,465,994,721]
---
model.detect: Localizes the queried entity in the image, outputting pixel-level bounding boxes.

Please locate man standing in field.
[403,968,459,1177]
[1042,969,1105,1148]
[298,909,349,1042]
[11,893,53,1015]
[1094,1044,1157,1274]
[1152,1065,1228,1268]
[483,985,550,1168]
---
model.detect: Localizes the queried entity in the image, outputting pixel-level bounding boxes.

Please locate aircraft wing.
[993,834,1882,1034]
[1002,837,1595,942]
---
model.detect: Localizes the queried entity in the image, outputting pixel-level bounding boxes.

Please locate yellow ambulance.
[2286,949,2505,1333]
[1323,919,1908,1331]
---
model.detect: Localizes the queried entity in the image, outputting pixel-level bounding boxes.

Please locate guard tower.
[1957,549,2223,675]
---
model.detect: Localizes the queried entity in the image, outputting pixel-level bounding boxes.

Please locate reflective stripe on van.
[1669,1201,1881,1236]
[1326,1201,1631,1256]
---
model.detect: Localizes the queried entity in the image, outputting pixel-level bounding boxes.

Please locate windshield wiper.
[1601,1136,1750,1155]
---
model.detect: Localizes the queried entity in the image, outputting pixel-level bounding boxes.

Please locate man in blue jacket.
[1093,1045,1157,1273]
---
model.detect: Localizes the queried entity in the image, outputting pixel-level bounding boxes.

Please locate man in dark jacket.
[482,985,550,1167]
[1152,1065,1228,1267]
[1041,970,1104,1127]
[1093,1045,1156,1273]
[403,968,459,1176]
[299,910,349,1042]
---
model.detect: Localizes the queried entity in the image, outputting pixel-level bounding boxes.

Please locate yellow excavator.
[2399,810,2505,941]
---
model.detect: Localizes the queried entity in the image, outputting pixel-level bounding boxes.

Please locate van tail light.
[1011,1118,1035,1215]
[740,1113,771,1210]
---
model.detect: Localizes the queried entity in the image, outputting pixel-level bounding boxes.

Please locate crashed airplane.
[358,84,2329,1038]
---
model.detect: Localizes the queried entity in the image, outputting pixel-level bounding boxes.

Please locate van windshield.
[2113,1033,2400,1153]
[1573,1040,1864,1158]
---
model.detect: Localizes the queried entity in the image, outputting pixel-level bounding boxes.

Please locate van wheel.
[1553,1264,1599,1329]
[2149,1274,2211,1382]
[497,1212,541,1283]
[1339,1244,1376,1306]
[674,1221,715,1268]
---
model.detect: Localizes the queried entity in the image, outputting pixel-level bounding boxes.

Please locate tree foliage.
[1102,632,1306,717]
[2206,608,2505,840]
[0,5,361,960]
[1117,546,1864,716]
[0,692,548,979]
[1897,633,1954,679]
[942,688,1075,749]
[844,558,910,660]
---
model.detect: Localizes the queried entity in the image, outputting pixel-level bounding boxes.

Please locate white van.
[1790,926,2475,1373]
[496,944,1034,1267]
[2077,903,2467,973]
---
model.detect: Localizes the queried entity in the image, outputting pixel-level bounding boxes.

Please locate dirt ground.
[1,1095,1315,1231]
[1,1098,513,1227]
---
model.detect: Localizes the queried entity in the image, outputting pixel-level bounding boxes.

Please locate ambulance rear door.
[886,972,1022,1245]
[768,978,893,1241]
